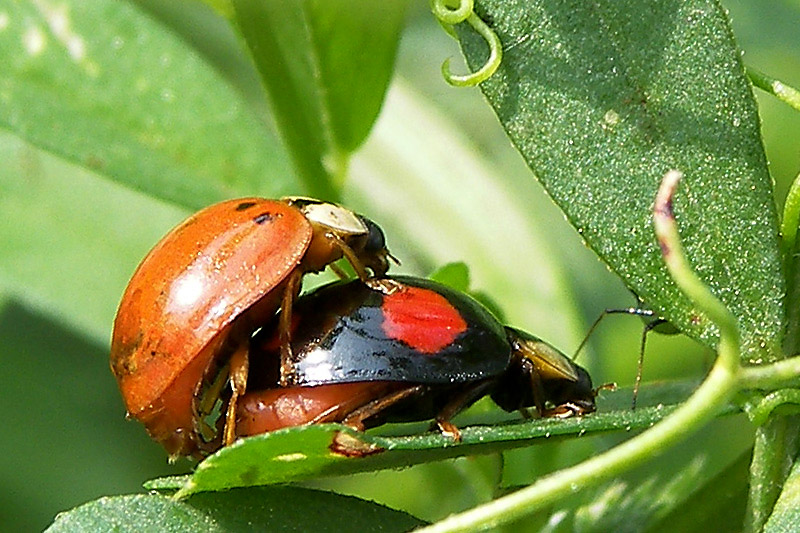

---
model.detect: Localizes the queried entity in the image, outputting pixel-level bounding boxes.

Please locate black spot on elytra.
[253,212,274,225]
[236,201,258,211]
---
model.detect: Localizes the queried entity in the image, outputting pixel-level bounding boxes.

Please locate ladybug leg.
[278,270,303,387]
[223,343,249,446]
[527,366,548,416]
[327,233,399,294]
[329,234,372,281]
[328,262,349,280]
[432,379,496,442]
[328,263,401,294]
[633,318,666,410]
[542,402,584,419]
[435,419,462,442]
[303,389,397,428]
[305,403,357,426]
[340,384,427,430]
[365,278,404,295]
[328,261,398,293]
[193,363,229,442]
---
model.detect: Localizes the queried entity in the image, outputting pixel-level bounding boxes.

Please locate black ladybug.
[235,276,597,441]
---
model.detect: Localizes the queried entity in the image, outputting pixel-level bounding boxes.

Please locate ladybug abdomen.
[236,382,406,436]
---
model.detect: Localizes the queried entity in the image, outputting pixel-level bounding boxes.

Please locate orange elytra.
[110,197,393,457]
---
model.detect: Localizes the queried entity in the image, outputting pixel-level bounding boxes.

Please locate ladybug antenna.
[571,312,605,362]
[572,306,654,362]
[632,317,670,410]
[574,303,671,410]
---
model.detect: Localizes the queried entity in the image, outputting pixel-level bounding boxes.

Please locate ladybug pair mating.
[110,197,597,457]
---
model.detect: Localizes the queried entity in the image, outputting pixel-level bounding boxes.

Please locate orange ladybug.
[110,197,393,457]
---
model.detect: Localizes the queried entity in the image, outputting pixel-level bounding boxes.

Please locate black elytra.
[246,276,597,430]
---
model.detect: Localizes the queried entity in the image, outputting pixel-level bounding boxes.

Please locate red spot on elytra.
[381,286,467,354]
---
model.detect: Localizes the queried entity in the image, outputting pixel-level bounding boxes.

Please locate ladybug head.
[491,327,596,417]
[537,363,597,417]
[356,215,399,277]
[283,197,396,277]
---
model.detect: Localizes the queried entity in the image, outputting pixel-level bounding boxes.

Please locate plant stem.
[747,68,800,112]
[740,356,800,390]
[415,171,742,532]
[746,131,800,531]
[743,389,800,427]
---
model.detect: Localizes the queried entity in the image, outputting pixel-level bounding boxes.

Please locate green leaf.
[176,419,606,495]
[428,262,506,321]
[0,133,189,343]
[130,0,266,110]
[646,450,750,533]
[455,0,784,362]
[570,426,751,532]
[309,454,505,524]
[0,1,301,342]
[231,0,409,196]
[0,302,188,532]
[763,453,800,533]
[195,0,235,20]
[146,382,731,496]
[46,486,423,532]
[429,261,471,292]
[0,0,293,211]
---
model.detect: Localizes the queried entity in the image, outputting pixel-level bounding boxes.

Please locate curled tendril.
[431,0,502,87]
[430,0,473,25]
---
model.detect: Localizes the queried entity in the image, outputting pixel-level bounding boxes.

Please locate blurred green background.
[1,1,798,530]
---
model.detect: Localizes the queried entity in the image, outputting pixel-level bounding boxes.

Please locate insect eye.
[360,216,387,253]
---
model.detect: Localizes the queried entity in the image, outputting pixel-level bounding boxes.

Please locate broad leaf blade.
[646,450,750,533]
[305,0,408,155]
[231,0,407,197]
[166,383,722,496]
[0,0,299,342]
[763,456,800,533]
[429,262,472,292]
[0,0,293,211]
[456,0,784,361]
[196,0,234,20]
[46,487,423,532]
[0,133,190,343]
